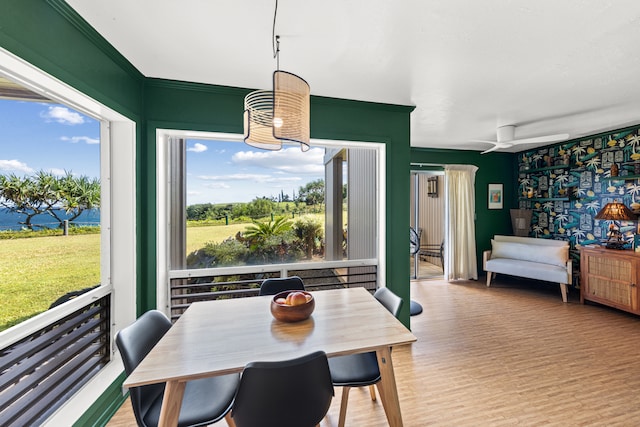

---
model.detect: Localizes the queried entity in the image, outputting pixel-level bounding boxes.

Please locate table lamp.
[594,201,635,249]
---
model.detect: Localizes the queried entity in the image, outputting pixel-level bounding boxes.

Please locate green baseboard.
[73,372,128,427]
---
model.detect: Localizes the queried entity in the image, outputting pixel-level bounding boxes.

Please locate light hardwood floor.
[410,258,444,279]
[107,276,640,426]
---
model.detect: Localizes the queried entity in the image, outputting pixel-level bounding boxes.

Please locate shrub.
[0,225,100,239]
[293,217,323,259]
[187,238,250,268]
[249,231,304,264]
[186,225,306,269]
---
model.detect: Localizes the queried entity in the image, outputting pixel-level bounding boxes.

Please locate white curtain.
[444,165,479,280]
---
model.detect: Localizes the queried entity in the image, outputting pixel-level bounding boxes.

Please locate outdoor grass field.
[0,234,101,331]
[0,224,247,331]
[186,223,248,254]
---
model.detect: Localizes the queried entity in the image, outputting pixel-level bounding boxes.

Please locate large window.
[0,48,136,425]
[156,130,384,314]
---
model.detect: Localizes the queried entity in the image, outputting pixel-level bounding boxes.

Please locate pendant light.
[243,1,310,151]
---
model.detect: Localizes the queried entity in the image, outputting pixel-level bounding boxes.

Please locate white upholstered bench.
[483,235,572,302]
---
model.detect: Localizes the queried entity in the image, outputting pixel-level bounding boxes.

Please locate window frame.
[0,47,137,424]
[155,129,386,312]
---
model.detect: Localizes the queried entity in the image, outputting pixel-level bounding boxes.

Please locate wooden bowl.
[270,290,315,322]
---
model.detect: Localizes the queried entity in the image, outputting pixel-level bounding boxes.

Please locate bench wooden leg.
[559,283,568,303]
[486,272,493,287]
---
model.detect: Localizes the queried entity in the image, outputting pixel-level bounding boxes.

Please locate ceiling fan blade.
[481,145,502,154]
[471,139,513,147]
[475,140,513,154]
[511,133,570,145]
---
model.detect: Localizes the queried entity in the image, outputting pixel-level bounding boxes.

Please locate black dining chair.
[327,287,404,427]
[115,310,240,427]
[258,275,305,296]
[231,350,334,427]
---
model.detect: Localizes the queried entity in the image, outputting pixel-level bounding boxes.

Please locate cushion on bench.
[490,239,568,268]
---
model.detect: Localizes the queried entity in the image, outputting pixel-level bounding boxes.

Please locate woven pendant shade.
[244,70,310,151]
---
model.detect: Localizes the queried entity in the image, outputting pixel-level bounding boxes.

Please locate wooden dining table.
[123,287,417,427]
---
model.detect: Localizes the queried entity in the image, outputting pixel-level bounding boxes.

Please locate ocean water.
[0,208,100,231]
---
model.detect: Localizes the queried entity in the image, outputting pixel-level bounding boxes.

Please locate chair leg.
[338,386,351,427]
[486,272,493,287]
[225,412,237,427]
[369,384,376,401]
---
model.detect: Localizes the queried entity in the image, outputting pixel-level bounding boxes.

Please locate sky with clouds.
[0,99,99,177]
[186,140,325,204]
[0,99,325,205]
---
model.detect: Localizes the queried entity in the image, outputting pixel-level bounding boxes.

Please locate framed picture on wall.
[488,183,503,210]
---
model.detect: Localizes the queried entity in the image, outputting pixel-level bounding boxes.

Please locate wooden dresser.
[579,246,640,314]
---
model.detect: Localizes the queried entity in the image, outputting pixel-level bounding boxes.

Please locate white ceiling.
[66,0,640,153]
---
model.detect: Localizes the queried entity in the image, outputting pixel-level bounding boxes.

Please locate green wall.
[1,1,414,424]
[0,0,144,119]
[410,148,517,269]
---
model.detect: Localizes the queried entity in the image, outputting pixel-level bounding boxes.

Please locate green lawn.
[186,223,248,254]
[0,234,101,331]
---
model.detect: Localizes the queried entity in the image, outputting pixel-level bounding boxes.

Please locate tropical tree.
[56,173,100,220]
[187,203,214,221]
[293,217,323,259]
[247,197,275,218]
[186,203,232,221]
[0,170,100,230]
[297,179,325,205]
[0,173,44,229]
[231,197,275,220]
[243,217,292,242]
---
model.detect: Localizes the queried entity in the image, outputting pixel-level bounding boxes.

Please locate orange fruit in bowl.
[270,290,315,322]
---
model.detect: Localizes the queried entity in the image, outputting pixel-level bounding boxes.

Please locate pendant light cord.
[272,0,280,70]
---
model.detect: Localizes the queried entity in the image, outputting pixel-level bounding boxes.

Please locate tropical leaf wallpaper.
[517,125,640,286]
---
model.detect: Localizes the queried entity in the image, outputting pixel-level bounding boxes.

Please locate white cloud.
[203,182,231,189]
[198,173,302,185]
[0,159,33,173]
[60,136,99,145]
[187,142,208,153]
[231,147,324,174]
[41,106,85,125]
[264,176,303,184]
[199,173,270,181]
